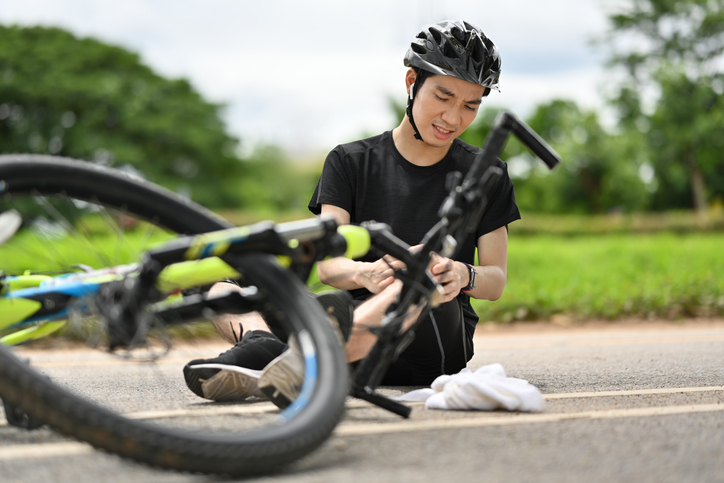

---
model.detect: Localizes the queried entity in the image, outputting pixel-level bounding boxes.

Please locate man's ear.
[405,68,417,96]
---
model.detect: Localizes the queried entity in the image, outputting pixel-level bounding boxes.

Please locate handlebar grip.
[499,111,561,170]
[337,224,371,259]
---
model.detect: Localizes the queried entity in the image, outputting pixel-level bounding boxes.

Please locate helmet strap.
[405,69,431,142]
[406,84,424,142]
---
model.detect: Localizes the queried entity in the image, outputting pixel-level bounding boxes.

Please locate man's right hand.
[354,255,406,294]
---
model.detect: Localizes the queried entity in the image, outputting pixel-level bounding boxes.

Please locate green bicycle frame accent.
[0,257,240,346]
[0,217,372,347]
[0,297,42,330]
[1,321,65,346]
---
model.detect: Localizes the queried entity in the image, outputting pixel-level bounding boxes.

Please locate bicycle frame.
[0,109,559,419]
[0,216,371,346]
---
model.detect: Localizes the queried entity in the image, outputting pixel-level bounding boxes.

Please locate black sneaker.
[183,330,287,402]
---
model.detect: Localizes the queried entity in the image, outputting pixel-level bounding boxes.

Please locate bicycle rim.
[0,154,347,475]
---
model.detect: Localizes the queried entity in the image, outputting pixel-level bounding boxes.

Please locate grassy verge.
[4,214,723,345]
[473,233,724,323]
[509,210,724,237]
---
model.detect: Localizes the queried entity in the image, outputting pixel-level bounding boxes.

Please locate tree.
[517,100,650,214]
[604,0,724,212]
[460,101,650,214]
[0,25,246,208]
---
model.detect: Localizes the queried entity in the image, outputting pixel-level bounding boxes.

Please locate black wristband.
[461,263,476,292]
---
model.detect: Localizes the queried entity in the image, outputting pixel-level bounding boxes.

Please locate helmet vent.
[428,27,442,44]
[471,39,483,62]
[411,42,427,55]
[443,41,459,59]
[451,26,466,44]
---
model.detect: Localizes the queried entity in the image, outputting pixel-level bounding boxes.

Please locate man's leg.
[183,283,286,401]
[186,280,419,404]
[260,281,424,408]
[208,282,272,344]
[345,280,422,362]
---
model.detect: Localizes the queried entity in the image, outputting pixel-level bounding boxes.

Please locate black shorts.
[352,297,470,386]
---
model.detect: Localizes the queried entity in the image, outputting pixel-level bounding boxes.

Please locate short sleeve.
[308,148,355,215]
[476,162,521,238]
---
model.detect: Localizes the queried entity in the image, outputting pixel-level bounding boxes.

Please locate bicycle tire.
[0,154,232,234]
[0,154,348,475]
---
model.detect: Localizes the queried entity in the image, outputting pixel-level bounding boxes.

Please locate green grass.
[0,223,176,275]
[4,216,723,331]
[509,210,724,236]
[473,233,724,323]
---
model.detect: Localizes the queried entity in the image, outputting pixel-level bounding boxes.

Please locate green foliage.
[461,101,650,214]
[0,25,247,208]
[521,100,650,214]
[472,233,724,323]
[603,0,724,211]
[235,144,321,213]
[646,68,724,210]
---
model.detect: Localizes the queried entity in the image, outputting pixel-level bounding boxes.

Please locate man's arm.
[317,204,405,294]
[428,225,508,303]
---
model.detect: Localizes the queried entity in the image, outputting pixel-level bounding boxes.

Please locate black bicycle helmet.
[405,20,501,92]
[403,20,501,141]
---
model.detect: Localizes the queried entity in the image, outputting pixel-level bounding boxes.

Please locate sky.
[0,0,621,159]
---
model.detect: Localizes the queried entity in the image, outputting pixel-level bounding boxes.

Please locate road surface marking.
[2,386,721,425]
[334,403,724,436]
[2,402,723,460]
[544,386,724,399]
[0,442,93,460]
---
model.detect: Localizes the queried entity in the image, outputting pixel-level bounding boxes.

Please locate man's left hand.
[429,253,469,304]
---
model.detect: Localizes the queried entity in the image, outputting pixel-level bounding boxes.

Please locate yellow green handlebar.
[337,225,371,260]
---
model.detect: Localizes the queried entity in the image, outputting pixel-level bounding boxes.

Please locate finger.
[436,272,453,285]
[382,255,406,271]
[378,276,395,290]
[431,260,452,275]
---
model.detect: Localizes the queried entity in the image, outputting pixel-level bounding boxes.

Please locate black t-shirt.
[308,131,521,331]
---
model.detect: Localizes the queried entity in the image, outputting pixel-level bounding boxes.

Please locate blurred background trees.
[604,0,724,212]
[0,25,248,208]
[1,0,723,217]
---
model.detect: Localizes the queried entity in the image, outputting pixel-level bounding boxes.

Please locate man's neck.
[391,119,453,167]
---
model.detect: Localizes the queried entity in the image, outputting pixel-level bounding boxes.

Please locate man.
[183,19,519,405]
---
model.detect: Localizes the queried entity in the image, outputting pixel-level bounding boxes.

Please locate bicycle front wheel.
[0,154,348,475]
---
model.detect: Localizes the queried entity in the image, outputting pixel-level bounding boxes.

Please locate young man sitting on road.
[183,19,519,407]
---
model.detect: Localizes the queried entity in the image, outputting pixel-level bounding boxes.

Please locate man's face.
[409,72,486,148]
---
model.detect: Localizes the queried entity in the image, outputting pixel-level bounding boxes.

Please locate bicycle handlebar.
[496,110,560,170]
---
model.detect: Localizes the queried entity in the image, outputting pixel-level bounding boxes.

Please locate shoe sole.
[186,363,263,402]
[258,344,304,409]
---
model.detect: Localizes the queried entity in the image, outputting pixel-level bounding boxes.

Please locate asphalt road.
[2,319,723,483]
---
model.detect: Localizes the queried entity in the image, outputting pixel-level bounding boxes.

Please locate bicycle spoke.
[95,199,132,265]
[34,193,113,269]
